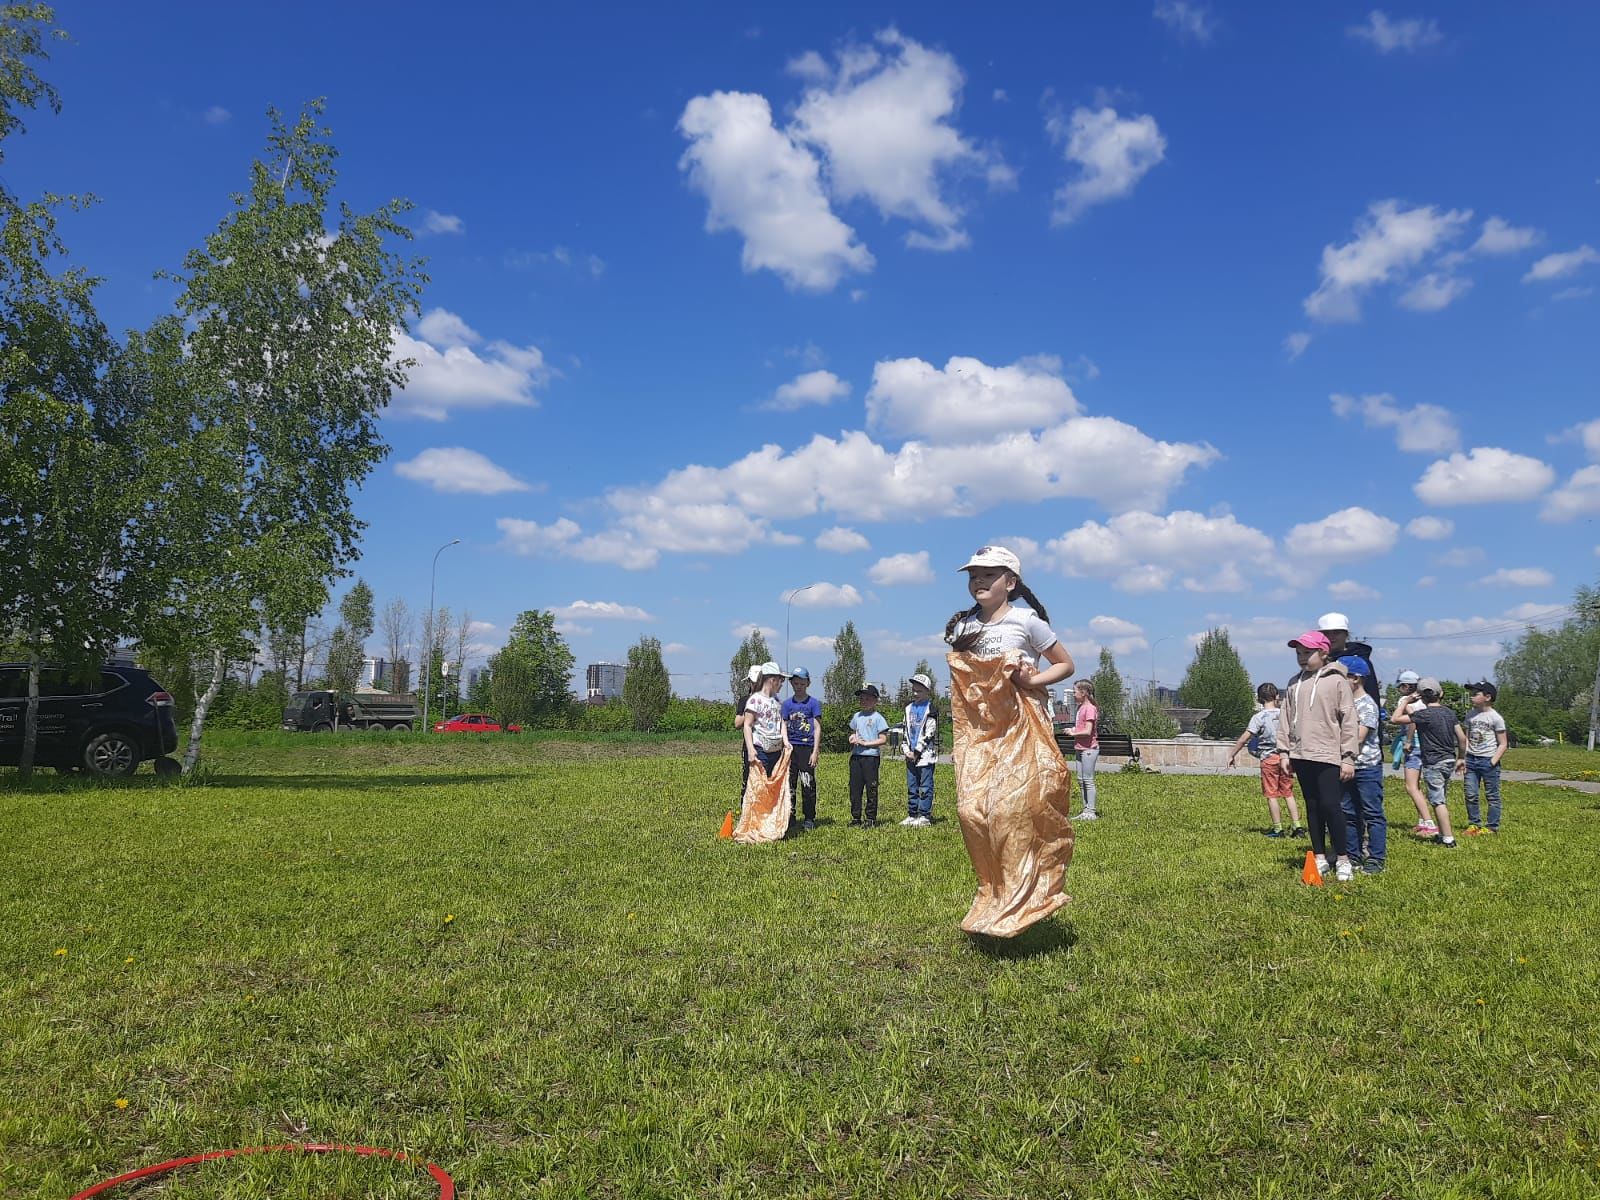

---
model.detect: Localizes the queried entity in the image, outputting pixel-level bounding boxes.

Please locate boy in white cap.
[899,673,940,827]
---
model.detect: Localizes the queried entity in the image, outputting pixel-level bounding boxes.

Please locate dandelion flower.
[1517,956,1527,964]
[53,948,67,957]
[1339,930,1351,938]
[1131,1055,1144,1064]
[443,914,455,924]
[125,956,136,965]
[114,1098,129,1110]
[1476,998,1486,1006]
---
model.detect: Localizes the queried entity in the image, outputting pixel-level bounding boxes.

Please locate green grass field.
[1503,745,1600,781]
[4,734,1598,1198]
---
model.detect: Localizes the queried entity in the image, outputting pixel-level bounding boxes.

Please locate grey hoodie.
[1280,661,1359,767]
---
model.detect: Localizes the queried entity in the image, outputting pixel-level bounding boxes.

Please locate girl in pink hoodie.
[1279,631,1360,882]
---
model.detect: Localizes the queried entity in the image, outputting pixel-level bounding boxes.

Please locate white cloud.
[551,600,656,621]
[504,246,607,277]
[816,526,871,553]
[1047,510,1274,593]
[553,621,592,637]
[1523,245,1600,283]
[1329,392,1460,454]
[783,582,862,608]
[1086,614,1149,654]
[1328,580,1381,601]
[662,642,690,655]
[395,447,532,495]
[1559,419,1600,461]
[1503,602,1566,622]
[1347,11,1443,53]
[1434,546,1485,568]
[865,354,1080,441]
[202,105,231,125]
[868,551,935,586]
[415,308,481,349]
[1554,285,1595,302]
[1283,507,1400,562]
[1304,201,1471,323]
[764,369,850,412]
[1153,1,1217,42]
[790,29,998,252]
[1405,515,1454,540]
[1047,104,1166,225]
[732,622,780,640]
[1542,465,1600,522]
[421,209,465,235]
[1398,272,1472,312]
[1413,447,1556,505]
[496,517,659,571]
[1284,332,1312,360]
[1481,567,1555,588]
[768,531,804,546]
[1471,216,1541,256]
[792,634,836,653]
[678,90,873,291]
[391,312,551,420]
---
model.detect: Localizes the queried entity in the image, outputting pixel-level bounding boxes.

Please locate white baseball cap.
[757,661,784,679]
[1317,611,1351,632]
[745,664,764,684]
[910,673,934,692]
[958,545,1022,575]
[1398,669,1420,685]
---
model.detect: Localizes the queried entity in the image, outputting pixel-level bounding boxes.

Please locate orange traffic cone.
[718,811,735,839]
[1300,850,1324,887]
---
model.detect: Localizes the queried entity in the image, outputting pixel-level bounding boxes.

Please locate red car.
[432,712,522,734]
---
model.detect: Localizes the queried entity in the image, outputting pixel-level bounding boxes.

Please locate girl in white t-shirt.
[942,544,1077,938]
[742,662,790,778]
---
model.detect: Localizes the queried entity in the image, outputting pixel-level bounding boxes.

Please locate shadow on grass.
[969,918,1077,960]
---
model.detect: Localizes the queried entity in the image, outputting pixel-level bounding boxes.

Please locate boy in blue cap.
[1338,655,1387,873]
[783,667,822,833]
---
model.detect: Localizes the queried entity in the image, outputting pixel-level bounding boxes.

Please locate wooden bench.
[1053,729,1140,762]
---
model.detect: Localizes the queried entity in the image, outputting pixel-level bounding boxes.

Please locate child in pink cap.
[1278,631,1359,882]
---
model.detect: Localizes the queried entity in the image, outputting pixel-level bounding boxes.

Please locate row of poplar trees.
[0,8,425,776]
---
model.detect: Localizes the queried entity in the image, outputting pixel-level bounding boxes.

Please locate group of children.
[733,663,944,831]
[1227,626,1509,883]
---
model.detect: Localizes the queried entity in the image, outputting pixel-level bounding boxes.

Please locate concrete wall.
[1133,737,1242,769]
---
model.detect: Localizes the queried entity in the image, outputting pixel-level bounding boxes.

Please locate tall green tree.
[823,620,866,706]
[1090,647,1126,734]
[139,100,425,771]
[487,610,574,728]
[325,578,374,693]
[728,628,772,701]
[0,5,146,777]
[623,635,672,732]
[1178,628,1254,739]
[1121,685,1180,739]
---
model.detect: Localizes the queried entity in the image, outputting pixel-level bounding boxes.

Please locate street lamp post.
[422,538,461,732]
[785,583,816,671]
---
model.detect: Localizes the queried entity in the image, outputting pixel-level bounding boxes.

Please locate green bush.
[1122,686,1180,739]
[658,697,738,733]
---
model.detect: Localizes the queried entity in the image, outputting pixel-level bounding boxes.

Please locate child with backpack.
[1228,682,1304,838]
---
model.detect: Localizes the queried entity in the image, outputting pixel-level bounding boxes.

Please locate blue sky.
[16,3,1600,699]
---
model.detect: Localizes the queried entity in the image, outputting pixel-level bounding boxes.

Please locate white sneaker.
[1335,860,1354,883]
[1314,855,1330,875]
[912,816,932,827]
[1076,810,1098,821]
[899,816,919,826]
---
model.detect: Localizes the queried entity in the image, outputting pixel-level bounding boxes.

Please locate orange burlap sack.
[948,650,1075,937]
[732,745,793,844]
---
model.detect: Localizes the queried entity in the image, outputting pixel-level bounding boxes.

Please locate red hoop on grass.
[70,1142,454,1199]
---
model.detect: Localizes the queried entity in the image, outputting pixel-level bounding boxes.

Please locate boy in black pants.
[847,685,889,827]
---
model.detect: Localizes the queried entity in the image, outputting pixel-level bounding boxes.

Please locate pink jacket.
[1280,662,1359,766]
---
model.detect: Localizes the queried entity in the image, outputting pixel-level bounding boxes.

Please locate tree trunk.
[18,654,41,781]
[182,647,228,774]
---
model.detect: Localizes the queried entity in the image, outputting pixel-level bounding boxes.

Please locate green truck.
[281,690,417,732]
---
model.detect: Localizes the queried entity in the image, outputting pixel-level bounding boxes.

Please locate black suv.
[0,663,180,777]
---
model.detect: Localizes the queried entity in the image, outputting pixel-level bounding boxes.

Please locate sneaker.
[1465,824,1484,836]
[849,818,862,827]
[1431,834,1456,848]
[1486,826,1499,834]
[1076,810,1098,821]
[1361,859,1384,875]
[862,819,877,829]
[1265,828,1287,839]
[801,819,816,831]
[1314,855,1331,876]
[900,816,919,827]
[1335,860,1354,883]
[912,816,932,827]
[1290,827,1307,839]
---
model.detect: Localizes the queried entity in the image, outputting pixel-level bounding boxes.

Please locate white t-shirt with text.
[953,608,1059,660]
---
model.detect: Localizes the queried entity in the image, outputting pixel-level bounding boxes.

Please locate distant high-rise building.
[587,662,627,701]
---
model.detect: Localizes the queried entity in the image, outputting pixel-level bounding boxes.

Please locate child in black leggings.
[1280,631,1359,883]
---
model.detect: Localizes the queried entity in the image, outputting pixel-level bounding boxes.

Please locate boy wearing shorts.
[1393,677,1464,848]
[1228,682,1304,838]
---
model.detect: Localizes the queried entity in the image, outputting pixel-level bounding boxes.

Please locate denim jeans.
[1076,748,1100,814]
[906,761,934,817]
[1463,755,1501,829]
[1341,764,1386,864]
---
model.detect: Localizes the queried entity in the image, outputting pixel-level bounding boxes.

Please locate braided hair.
[944,573,1052,652]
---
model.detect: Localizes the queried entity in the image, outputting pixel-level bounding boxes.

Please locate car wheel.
[388,722,411,732]
[313,721,333,733]
[153,756,181,778]
[83,731,140,777]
